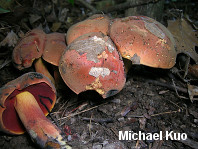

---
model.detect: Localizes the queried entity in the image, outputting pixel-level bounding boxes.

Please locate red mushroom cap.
[0,72,56,134]
[43,32,66,66]
[66,14,110,44]
[109,16,177,69]
[12,29,46,70]
[59,32,126,98]
[12,30,67,86]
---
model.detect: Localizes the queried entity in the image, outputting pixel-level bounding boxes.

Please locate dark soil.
[0,0,198,149]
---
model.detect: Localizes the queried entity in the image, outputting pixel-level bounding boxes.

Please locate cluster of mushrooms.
[0,14,197,148]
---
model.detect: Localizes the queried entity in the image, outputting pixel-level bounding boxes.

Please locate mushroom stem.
[123,58,132,74]
[34,58,55,85]
[14,91,71,149]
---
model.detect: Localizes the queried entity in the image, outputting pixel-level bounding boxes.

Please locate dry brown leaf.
[0,30,18,47]
[187,84,198,102]
[29,14,42,24]
[167,18,198,64]
[188,64,198,78]
[139,117,146,130]
[51,22,62,32]
[58,8,69,22]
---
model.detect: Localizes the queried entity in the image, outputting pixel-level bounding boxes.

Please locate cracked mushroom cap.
[66,14,110,44]
[12,29,46,70]
[109,16,177,69]
[42,32,66,66]
[0,72,56,134]
[59,32,126,98]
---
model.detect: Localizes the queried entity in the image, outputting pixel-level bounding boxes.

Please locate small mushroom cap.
[66,14,110,44]
[59,32,126,98]
[12,29,46,70]
[42,32,66,66]
[109,16,177,69]
[0,72,56,134]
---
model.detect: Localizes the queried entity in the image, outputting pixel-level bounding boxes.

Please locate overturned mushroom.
[109,16,177,69]
[66,14,110,44]
[59,32,126,98]
[0,72,70,148]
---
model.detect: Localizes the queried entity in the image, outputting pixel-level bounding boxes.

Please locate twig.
[89,114,93,136]
[177,138,198,149]
[172,79,180,96]
[151,139,164,149]
[135,140,147,148]
[58,103,106,121]
[128,109,181,118]
[82,117,113,124]
[166,98,184,111]
[60,100,70,120]
[92,0,159,14]
[170,67,189,83]
[183,56,190,78]
[150,109,181,117]
[0,58,11,70]
[15,0,23,7]
[147,79,188,94]
[128,115,144,118]
[110,127,119,138]
[77,0,97,12]
[171,78,188,99]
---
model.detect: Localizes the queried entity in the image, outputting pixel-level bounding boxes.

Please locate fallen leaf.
[159,90,169,95]
[0,30,18,47]
[188,64,198,78]
[51,22,61,32]
[167,18,198,64]
[46,4,57,22]
[189,109,198,119]
[0,0,14,10]
[139,117,146,130]
[121,101,138,116]
[187,84,198,102]
[29,14,42,24]
[0,7,10,13]
[58,8,69,22]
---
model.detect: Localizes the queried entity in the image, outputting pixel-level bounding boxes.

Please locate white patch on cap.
[89,67,110,78]
[92,36,115,52]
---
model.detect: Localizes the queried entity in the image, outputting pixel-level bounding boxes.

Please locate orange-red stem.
[14,91,71,148]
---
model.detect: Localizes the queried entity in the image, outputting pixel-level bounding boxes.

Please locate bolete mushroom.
[0,72,70,148]
[109,16,177,69]
[12,29,67,86]
[42,32,67,87]
[12,29,46,70]
[43,32,67,66]
[59,32,126,98]
[66,14,110,45]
